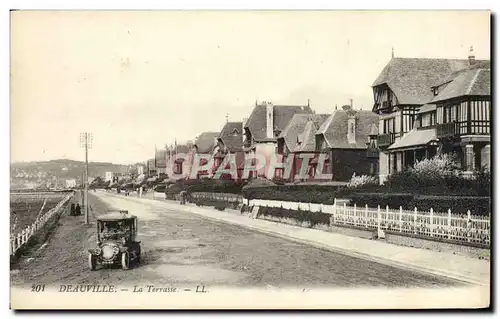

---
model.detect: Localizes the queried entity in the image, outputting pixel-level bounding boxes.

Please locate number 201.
[31,284,45,292]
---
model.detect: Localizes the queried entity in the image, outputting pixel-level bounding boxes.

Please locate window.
[444,104,458,123]
[421,113,436,128]
[275,168,283,179]
[350,123,354,134]
[383,118,395,134]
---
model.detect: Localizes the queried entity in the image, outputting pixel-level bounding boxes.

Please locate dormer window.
[231,128,239,136]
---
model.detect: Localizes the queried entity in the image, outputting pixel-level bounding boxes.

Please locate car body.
[88,210,141,270]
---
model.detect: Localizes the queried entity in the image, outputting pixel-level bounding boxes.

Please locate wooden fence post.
[332,198,337,225]
[365,204,369,228]
[413,207,418,234]
[343,202,347,225]
[399,206,403,232]
[353,204,357,226]
[447,209,452,239]
[385,205,389,230]
[377,205,381,232]
[467,210,471,242]
[429,208,434,237]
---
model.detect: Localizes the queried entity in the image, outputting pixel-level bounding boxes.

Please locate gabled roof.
[217,121,243,152]
[278,113,329,152]
[431,68,490,103]
[194,132,219,153]
[316,109,379,149]
[372,57,487,105]
[244,103,313,142]
[293,120,323,152]
[219,122,242,138]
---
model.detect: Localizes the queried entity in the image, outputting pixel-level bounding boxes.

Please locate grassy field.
[10,194,66,236]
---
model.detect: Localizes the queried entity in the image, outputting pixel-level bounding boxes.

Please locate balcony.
[436,122,458,139]
[377,133,397,148]
[436,121,490,139]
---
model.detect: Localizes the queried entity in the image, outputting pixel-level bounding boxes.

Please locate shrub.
[153,184,167,193]
[347,173,378,189]
[257,206,331,227]
[190,196,239,211]
[413,153,461,178]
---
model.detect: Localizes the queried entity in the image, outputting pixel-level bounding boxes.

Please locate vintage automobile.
[88,210,141,270]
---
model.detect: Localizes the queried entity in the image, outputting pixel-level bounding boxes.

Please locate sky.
[10,10,491,165]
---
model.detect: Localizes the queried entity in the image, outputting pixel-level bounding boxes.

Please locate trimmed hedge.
[348,193,415,210]
[348,193,491,216]
[257,206,330,227]
[186,179,245,194]
[190,197,240,211]
[410,195,491,216]
[384,169,491,196]
[242,184,344,204]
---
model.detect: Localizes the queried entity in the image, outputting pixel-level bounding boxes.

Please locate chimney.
[468,45,475,66]
[242,117,248,144]
[346,104,358,145]
[266,101,274,139]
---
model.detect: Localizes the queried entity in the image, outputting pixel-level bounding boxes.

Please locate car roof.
[97,211,137,221]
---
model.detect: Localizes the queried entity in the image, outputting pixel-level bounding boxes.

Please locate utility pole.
[80,132,92,224]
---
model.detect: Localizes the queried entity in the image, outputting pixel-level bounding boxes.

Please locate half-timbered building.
[372,48,490,183]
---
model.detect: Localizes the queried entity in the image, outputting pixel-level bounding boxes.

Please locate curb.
[181,206,488,287]
[98,192,489,287]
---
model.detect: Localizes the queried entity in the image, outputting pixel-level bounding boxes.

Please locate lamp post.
[79,133,92,224]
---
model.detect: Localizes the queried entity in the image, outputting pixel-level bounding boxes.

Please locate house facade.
[276,113,330,181]
[315,104,380,182]
[212,121,246,179]
[372,49,490,183]
[187,132,219,179]
[165,142,192,180]
[243,101,313,179]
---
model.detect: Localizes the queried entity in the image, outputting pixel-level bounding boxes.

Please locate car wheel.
[88,253,97,271]
[121,251,130,270]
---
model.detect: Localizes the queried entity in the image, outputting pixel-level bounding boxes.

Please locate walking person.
[75,203,81,216]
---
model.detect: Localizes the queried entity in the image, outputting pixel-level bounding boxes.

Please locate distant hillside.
[10,159,140,188]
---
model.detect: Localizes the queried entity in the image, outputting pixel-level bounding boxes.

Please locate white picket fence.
[10,193,73,256]
[249,198,490,246]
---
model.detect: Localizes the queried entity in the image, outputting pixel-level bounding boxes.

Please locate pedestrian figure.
[180,191,187,205]
[70,203,76,216]
[75,203,81,216]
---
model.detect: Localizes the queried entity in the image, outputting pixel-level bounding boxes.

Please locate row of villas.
[150,48,490,184]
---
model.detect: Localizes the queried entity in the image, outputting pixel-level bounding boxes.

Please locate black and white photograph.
[8,10,491,309]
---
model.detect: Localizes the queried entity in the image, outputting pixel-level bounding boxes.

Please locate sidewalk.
[98,191,490,286]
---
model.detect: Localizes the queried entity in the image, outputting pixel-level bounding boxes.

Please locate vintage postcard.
[9,10,491,310]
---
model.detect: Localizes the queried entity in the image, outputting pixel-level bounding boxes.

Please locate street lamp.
[79,132,92,224]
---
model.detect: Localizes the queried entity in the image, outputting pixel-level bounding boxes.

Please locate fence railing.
[249,198,490,247]
[191,192,244,203]
[10,193,73,256]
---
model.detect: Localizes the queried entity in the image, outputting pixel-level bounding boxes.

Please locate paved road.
[11,191,462,289]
